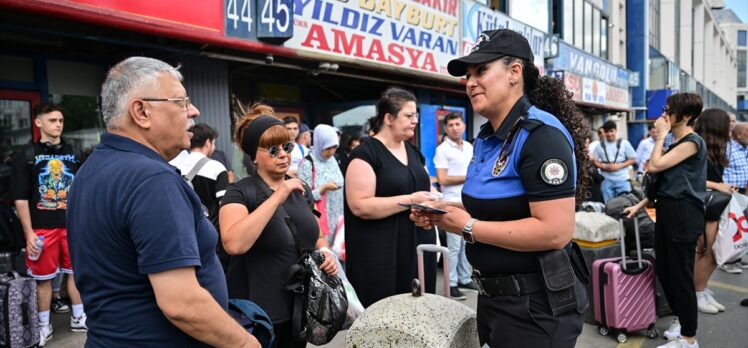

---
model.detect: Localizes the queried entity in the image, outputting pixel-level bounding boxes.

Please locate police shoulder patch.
[540,159,568,185]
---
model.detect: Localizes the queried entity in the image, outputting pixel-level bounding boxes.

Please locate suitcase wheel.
[598,326,609,336]
[647,325,659,339]
[617,333,627,343]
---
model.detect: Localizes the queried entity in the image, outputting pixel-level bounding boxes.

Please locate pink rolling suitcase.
[592,216,658,343]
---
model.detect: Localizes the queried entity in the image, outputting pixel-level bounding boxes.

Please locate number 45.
[261,0,290,32]
[227,0,252,31]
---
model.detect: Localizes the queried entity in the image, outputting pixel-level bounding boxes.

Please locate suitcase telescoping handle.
[416,244,450,299]
[619,213,644,271]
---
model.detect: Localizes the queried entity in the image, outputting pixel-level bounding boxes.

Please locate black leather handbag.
[254,175,348,345]
[704,190,731,221]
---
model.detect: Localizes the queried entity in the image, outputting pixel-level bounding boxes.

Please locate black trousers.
[477,289,584,348]
[655,197,703,338]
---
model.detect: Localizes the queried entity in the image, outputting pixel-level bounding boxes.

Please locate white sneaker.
[704,290,725,311]
[70,313,88,332]
[663,318,681,341]
[738,260,748,269]
[656,337,699,348]
[718,263,743,274]
[38,324,53,347]
[696,291,719,314]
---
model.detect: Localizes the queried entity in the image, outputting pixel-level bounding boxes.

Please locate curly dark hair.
[501,57,591,201]
[694,108,730,168]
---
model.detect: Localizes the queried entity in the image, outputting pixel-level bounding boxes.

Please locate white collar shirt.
[433,137,473,202]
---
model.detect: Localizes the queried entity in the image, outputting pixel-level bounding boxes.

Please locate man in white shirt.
[593,121,637,202]
[635,125,658,178]
[171,123,228,224]
[433,114,475,300]
[283,117,303,176]
[588,127,604,159]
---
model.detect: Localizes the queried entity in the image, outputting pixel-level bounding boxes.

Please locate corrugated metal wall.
[179,55,233,158]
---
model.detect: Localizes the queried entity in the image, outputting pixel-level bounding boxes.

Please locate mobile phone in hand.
[398,203,448,214]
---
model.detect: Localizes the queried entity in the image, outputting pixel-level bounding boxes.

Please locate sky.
[725,0,748,23]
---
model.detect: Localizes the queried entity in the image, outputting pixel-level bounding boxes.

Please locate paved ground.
[46,265,748,348]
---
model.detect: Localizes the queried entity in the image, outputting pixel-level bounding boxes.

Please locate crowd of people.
[5,29,747,348]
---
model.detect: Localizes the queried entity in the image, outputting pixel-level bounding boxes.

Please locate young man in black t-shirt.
[9,103,86,346]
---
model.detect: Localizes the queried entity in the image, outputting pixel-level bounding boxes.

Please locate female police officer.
[412,29,590,347]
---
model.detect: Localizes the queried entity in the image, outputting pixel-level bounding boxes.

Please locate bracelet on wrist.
[318,247,332,254]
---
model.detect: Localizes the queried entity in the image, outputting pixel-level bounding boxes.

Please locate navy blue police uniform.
[462,96,585,347]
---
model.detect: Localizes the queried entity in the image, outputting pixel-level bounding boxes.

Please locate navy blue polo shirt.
[67,133,227,347]
[462,96,576,274]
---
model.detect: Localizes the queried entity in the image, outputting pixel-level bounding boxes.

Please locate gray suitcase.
[0,271,39,348]
[346,244,479,348]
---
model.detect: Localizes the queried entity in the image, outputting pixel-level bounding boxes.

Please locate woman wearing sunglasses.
[219,103,337,348]
[625,93,706,348]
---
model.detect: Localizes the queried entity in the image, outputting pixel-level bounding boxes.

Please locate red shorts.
[26,228,72,280]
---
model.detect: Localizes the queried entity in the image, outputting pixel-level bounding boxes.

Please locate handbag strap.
[254,176,313,255]
[304,154,316,190]
[185,156,211,182]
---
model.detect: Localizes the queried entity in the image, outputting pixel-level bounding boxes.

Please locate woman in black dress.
[344,86,437,307]
[219,104,337,348]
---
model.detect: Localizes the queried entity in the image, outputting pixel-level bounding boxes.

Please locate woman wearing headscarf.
[298,124,345,243]
[219,104,337,348]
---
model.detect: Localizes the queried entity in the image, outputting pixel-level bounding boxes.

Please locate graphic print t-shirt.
[9,142,80,228]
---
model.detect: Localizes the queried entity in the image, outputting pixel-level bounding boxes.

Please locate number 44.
[262,0,289,32]
[227,0,252,32]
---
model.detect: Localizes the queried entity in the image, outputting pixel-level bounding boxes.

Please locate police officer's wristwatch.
[462,218,478,244]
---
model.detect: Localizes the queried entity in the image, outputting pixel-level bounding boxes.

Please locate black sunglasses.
[258,142,295,158]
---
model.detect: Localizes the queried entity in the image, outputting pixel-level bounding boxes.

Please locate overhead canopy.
[332,105,376,127]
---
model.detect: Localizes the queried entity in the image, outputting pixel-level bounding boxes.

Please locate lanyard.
[492,115,525,176]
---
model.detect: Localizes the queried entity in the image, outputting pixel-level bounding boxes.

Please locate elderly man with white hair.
[66,57,259,347]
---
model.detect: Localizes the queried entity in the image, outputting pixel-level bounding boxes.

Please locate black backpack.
[0,203,24,252]
[604,193,655,250]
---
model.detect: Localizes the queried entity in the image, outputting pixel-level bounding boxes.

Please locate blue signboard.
[225,0,257,40]
[257,0,293,40]
[646,89,674,120]
[420,105,467,176]
[547,41,631,89]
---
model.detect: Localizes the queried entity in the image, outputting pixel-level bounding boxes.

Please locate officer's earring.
[510,80,518,86]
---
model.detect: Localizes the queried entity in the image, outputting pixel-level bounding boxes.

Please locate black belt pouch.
[538,249,579,316]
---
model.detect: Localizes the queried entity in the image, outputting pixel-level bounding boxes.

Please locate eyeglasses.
[402,112,419,120]
[257,142,295,158]
[141,97,191,110]
[662,106,671,114]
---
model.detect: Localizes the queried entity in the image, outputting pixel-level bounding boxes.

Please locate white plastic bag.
[714,193,748,265]
[332,216,345,261]
[334,257,364,329]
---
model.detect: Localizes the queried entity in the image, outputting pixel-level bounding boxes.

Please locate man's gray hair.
[101,57,183,129]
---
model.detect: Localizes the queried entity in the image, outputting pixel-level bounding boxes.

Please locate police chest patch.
[540,159,568,185]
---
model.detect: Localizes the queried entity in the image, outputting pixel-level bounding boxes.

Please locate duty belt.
[472,270,544,297]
